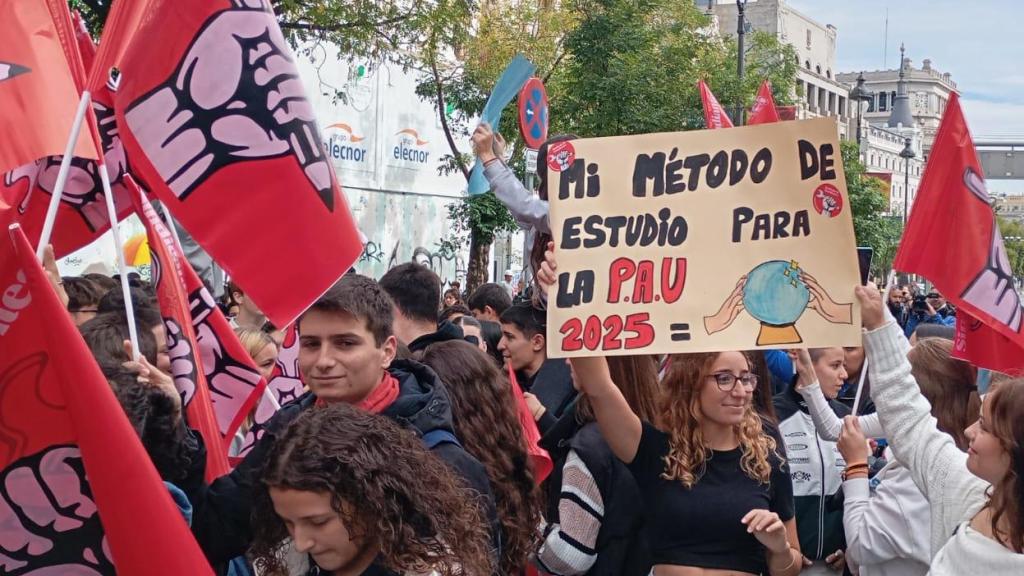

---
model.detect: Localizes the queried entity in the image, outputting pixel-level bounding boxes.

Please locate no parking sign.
[518,77,549,149]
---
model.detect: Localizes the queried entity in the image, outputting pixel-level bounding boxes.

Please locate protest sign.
[546,117,861,357]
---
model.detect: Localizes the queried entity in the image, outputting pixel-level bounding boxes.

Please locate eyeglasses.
[708,372,758,392]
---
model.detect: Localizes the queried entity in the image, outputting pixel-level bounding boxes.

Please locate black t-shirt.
[627,422,794,575]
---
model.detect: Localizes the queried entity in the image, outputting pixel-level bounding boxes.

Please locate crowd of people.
[41,127,1023,576]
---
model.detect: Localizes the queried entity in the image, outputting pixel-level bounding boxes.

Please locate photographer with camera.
[903,291,956,338]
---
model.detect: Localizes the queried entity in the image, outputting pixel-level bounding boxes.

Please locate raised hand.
[703,275,747,335]
[855,283,885,331]
[123,0,335,210]
[837,415,870,465]
[787,348,817,390]
[802,271,853,325]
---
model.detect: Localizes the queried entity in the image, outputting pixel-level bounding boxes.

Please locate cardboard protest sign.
[546,117,861,358]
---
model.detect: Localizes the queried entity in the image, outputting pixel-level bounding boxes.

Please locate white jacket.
[796,383,929,573]
[864,315,1024,573]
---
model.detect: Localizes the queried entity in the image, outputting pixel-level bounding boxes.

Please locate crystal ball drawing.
[742,260,810,326]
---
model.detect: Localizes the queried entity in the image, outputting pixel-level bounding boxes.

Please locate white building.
[706,0,852,138]
[861,123,924,219]
[837,51,957,158]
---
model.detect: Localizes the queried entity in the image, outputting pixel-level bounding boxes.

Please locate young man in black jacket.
[184,274,498,572]
[378,262,464,353]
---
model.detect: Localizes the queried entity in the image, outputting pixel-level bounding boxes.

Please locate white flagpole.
[35,91,92,261]
[851,270,895,417]
[98,160,141,361]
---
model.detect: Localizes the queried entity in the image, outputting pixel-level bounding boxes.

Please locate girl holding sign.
[535,244,803,576]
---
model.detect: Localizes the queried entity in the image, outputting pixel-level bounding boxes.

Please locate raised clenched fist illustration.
[123,0,335,210]
[189,286,263,435]
[164,318,198,409]
[0,447,113,574]
[960,168,1023,332]
[236,326,303,458]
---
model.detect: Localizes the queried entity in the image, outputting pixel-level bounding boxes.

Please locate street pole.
[736,0,747,125]
[899,137,916,225]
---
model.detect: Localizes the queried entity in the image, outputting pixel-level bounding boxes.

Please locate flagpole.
[851,268,901,412]
[35,91,92,261]
[98,160,142,361]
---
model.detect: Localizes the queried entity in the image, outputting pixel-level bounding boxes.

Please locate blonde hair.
[235,328,277,359]
[659,352,780,488]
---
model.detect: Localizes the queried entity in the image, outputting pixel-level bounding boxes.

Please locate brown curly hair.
[415,341,542,575]
[659,352,781,488]
[250,404,495,575]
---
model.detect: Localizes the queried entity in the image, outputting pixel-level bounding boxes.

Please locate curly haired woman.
[536,243,802,576]
[416,340,542,575]
[250,404,494,576]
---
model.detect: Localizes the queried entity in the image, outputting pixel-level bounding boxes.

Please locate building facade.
[837,56,957,158]
[862,124,924,219]
[707,0,852,138]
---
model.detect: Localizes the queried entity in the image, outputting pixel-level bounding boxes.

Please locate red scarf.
[316,372,400,414]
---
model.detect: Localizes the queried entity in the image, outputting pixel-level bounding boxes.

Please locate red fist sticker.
[547,141,576,173]
[813,183,843,218]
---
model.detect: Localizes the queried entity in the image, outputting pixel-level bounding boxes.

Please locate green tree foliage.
[841,141,904,279]
[549,1,798,136]
[998,216,1024,281]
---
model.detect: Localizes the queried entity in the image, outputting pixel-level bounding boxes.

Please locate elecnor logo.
[323,123,369,163]
[394,128,430,164]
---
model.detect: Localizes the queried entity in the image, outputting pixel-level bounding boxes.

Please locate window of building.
[867,95,875,113]
[879,91,888,112]
[805,60,811,70]
[816,65,822,75]
[827,69,832,79]
[806,29,812,48]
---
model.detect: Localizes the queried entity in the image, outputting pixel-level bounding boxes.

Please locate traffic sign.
[525,149,539,172]
[518,77,549,149]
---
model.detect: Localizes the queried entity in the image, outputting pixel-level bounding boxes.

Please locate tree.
[841,140,903,279]
[998,216,1024,281]
[549,1,798,137]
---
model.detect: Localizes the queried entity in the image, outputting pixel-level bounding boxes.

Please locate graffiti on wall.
[347,188,467,288]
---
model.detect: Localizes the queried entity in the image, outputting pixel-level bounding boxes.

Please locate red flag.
[508,364,553,485]
[183,258,268,451]
[698,80,734,129]
[893,93,1024,370]
[72,11,96,73]
[748,80,781,125]
[85,0,152,97]
[234,324,305,460]
[0,224,214,575]
[954,312,1024,377]
[114,0,362,327]
[0,1,133,258]
[0,0,97,173]
[128,178,230,480]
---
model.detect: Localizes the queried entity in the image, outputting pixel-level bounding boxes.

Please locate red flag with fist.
[893,93,1024,372]
[0,224,213,575]
[113,0,361,328]
[128,178,230,480]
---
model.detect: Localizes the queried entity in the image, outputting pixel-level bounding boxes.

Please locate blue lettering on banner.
[393,143,430,164]
[324,136,368,163]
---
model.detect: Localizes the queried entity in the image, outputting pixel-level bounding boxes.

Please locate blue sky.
[785,0,1024,191]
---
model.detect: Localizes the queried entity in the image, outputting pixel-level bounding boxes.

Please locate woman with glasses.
[535,244,802,576]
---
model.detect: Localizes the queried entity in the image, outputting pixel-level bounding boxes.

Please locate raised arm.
[536,243,641,463]
[791,350,884,441]
[856,286,987,535]
[473,123,551,235]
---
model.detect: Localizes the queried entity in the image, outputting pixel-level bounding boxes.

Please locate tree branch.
[431,56,470,182]
[279,13,412,34]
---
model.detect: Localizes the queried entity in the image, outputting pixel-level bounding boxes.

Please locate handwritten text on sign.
[546,118,862,358]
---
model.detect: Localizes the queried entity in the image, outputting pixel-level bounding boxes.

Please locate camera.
[912,294,928,312]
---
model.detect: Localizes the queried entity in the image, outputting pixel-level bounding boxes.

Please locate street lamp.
[849,72,873,147]
[899,137,916,225]
[736,0,748,125]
